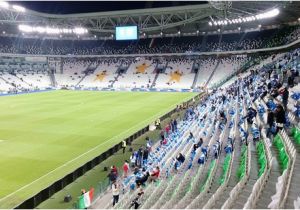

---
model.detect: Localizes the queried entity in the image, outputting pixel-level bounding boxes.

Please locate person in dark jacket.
[142,148,149,165]
[244,107,257,125]
[176,153,185,163]
[137,147,143,167]
[197,138,203,147]
[274,104,286,134]
[279,86,289,111]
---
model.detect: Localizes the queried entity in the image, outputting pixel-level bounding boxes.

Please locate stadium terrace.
[0,1,300,210]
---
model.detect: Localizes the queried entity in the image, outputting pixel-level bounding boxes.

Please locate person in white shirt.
[112,181,120,206]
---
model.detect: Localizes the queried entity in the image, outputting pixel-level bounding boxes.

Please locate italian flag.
[78,188,94,209]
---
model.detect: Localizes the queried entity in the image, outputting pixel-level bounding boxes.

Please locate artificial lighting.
[111,34,114,38]
[202,32,205,34]
[238,27,241,31]
[2,31,5,34]
[0,1,9,8]
[18,24,88,35]
[59,34,62,38]
[143,32,146,36]
[196,30,199,34]
[298,17,300,22]
[178,30,181,34]
[258,24,262,28]
[217,28,221,32]
[94,35,97,38]
[208,9,279,27]
[160,31,163,36]
[12,5,25,12]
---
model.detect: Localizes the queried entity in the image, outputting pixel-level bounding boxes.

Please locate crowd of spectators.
[0,26,299,56]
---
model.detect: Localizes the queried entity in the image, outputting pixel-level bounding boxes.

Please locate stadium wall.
[15,92,203,209]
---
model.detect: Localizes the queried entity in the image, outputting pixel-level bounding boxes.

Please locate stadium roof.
[0,1,300,39]
[13,1,207,14]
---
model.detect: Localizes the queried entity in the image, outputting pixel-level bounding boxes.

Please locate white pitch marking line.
[0,93,195,204]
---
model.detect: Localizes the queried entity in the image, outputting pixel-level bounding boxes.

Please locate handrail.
[203,97,239,209]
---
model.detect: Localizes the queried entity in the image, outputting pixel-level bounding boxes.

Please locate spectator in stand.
[137,147,143,167]
[198,152,206,165]
[173,119,178,131]
[130,152,136,168]
[279,85,289,111]
[149,166,160,182]
[160,129,164,145]
[146,137,152,152]
[266,108,275,138]
[135,171,150,186]
[175,153,185,171]
[143,148,149,165]
[197,138,204,147]
[129,192,143,209]
[244,107,257,125]
[224,143,233,154]
[155,119,161,129]
[123,160,129,178]
[121,140,127,154]
[274,104,286,134]
[202,145,209,160]
[108,169,117,185]
[112,181,120,206]
[193,143,199,151]
[165,124,171,137]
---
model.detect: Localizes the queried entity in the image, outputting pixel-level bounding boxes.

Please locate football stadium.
[0,0,300,209]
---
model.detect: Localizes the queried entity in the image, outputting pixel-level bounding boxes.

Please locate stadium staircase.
[75,62,99,87]
[12,73,32,87]
[49,71,56,87]
[191,61,200,89]
[236,32,247,50]
[150,71,159,88]
[204,60,221,88]
[150,61,167,88]
[199,34,207,51]
[0,76,19,90]
[0,76,14,88]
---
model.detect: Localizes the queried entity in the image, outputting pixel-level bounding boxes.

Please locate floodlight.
[0,1,9,8]
[19,24,33,32]
[73,27,88,35]
[208,22,213,26]
[36,27,45,33]
[12,5,25,12]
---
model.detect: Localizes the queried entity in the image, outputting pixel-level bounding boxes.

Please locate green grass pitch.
[0,90,196,208]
